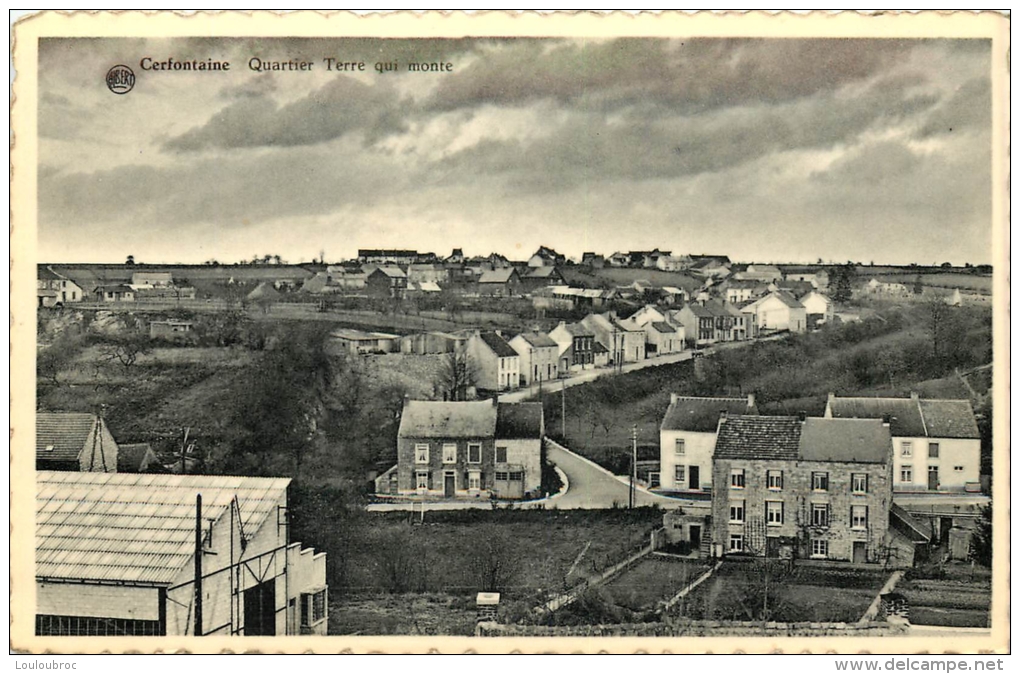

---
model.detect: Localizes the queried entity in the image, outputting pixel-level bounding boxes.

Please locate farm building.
[149,319,195,340]
[36,412,118,473]
[328,328,400,355]
[35,471,327,636]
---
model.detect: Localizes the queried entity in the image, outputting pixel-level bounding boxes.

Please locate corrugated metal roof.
[36,471,290,585]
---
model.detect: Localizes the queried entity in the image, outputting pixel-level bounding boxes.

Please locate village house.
[527,246,566,268]
[710,415,896,564]
[93,284,135,302]
[742,290,808,335]
[722,279,765,305]
[734,264,784,283]
[644,321,685,356]
[406,263,447,286]
[864,278,911,296]
[580,313,646,364]
[328,328,400,355]
[521,265,566,293]
[149,319,195,341]
[36,412,119,473]
[445,248,465,265]
[628,304,669,327]
[660,286,689,304]
[799,290,834,329]
[37,265,84,307]
[399,331,463,355]
[824,393,982,493]
[117,442,165,473]
[508,332,560,385]
[580,252,605,268]
[477,267,523,297]
[782,266,830,290]
[658,395,758,494]
[466,331,521,392]
[548,321,597,373]
[688,257,731,279]
[325,265,368,290]
[130,271,173,287]
[365,265,408,299]
[676,302,715,346]
[376,399,543,500]
[358,248,419,265]
[657,254,693,272]
[35,471,327,636]
[607,251,631,267]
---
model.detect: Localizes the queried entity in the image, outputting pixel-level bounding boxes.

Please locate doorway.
[243,580,276,636]
[444,471,456,498]
[688,466,700,490]
[928,466,939,491]
[689,525,702,550]
[853,541,867,564]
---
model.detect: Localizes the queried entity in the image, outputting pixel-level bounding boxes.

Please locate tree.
[969,502,992,567]
[913,275,924,295]
[925,293,950,359]
[369,524,429,593]
[125,255,136,266]
[434,350,476,401]
[98,334,150,369]
[831,263,854,303]
[471,525,522,593]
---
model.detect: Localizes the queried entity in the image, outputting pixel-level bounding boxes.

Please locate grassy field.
[602,556,713,611]
[329,594,478,636]
[899,563,992,628]
[678,559,891,623]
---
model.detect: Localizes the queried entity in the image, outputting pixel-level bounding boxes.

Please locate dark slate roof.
[651,322,675,333]
[661,397,759,433]
[398,400,497,439]
[592,341,609,353]
[38,265,62,281]
[36,412,97,462]
[889,503,932,543]
[478,268,518,284]
[714,415,803,460]
[559,323,595,337]
[798,418,891,464]
[771,290,805,308]
[684,303,715,318]
[518,332,558,348]
[525,266,561,278]
[477,331,518,358]
[827,396,978,439]
[917,400,981,439]
[496,402,543,439]
[117,443,161,473]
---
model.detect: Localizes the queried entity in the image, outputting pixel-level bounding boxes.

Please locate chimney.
[746,393,755,408]
[827,392,836,404]
[882,413,892,427]
[797,410,807,422]
[719,410,728,422]
[670,393,678,405]
[910,391,919,401]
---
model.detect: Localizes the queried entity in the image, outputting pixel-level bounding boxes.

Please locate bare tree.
[471,525,522,593]
[434,350,476,401]
[98,334,151,369]
[925,293,950,359]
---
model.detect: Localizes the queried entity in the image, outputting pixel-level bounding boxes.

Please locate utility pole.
[561,379,566,438]
[194,493,203,637]
[629,425,637,509]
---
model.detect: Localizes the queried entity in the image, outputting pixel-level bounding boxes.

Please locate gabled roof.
[36,412,99,462]
[827,395,979,439]
[889,503,932,543]
[371,265,407,279]
[117,443,163,473]
[398,400,498,439]
[592,341,609,353]
[525,266,562,279]
[474,331,518,358]
[714,415,803,460]
[651,322,676,333]
[682,303,715,318]
[246,281,281,301]
[37,265,63,281]
[555,322,596,337]
[478,268,518,284]
[36,471,290,585]
[798,417,891,464]
[516,332,558,348]
[661,396,759,433]
[495,402,543,439]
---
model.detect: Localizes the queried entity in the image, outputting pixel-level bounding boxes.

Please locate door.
[244,580,276,636]
[853,541,867,564]
[689,525,702,549]
[928,466,939,491]
[444,472,456,498]
[689,466,700,490]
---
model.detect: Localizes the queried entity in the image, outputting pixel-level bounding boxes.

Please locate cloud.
[164,75,408,151]
[915,77,991,138]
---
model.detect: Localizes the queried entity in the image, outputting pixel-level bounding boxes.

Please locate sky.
[37,37,993,265]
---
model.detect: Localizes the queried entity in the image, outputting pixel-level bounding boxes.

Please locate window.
[674,466,685,485]
[954,466,964,472]
[811,472,829,492]
[928,442,940,458]
[729,500,745,523]
[811,539,828,559]
[900,465,913,483]
[468,471,481,490]
[508,471,524,481]
[674,439,686,456]
[852,473,868,494]
[495,471,509,481]
[730,469,745,489]
[469,443,482,464]
[901,441,913,458]
[767,470,783,490]
[729,534,744,553]
[766,500,784,526]
[811,503,830,527]
[442,443,457,464]
[495,446,508,463]
[415,470,429,491]
[851,505,868,530]
[415,443,429,464]
[301,588,328,627]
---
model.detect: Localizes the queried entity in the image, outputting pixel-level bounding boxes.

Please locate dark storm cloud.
[433,75,940,192]
[164,75,408,151]
[426,38,920,115]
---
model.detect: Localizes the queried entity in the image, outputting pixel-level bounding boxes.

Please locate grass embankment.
[898,563,992,628]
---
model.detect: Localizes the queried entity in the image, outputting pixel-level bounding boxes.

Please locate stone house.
[365,266,408,299]
[477,267,523,297]
[711,415,894,564]
[548,321,597,373]
[509,332,560,385]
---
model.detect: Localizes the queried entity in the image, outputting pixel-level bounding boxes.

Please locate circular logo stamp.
[105,65,135,94]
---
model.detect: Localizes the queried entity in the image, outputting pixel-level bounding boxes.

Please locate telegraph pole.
[561,379,566,438]
[194,493,203,637]
[629,425,637,509]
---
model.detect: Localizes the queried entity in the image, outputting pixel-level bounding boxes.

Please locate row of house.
[37,267,199,306]
[660,393,983,566]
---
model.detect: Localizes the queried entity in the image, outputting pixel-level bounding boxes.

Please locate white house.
[825,393,982,493]
[644,321,684,355]
[508,332,560,385]
[466,331,521,392]
[658,394,758,493]
[799,290,834,329]
[37,266,84,307]
[35,471,327,636]
[743,290,807,334]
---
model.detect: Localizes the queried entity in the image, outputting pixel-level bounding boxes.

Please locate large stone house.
[377,399,543,500]
[824,393,981,493]
[658,395,758,493]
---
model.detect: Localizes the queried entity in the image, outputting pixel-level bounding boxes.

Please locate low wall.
[477,619,908,638]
